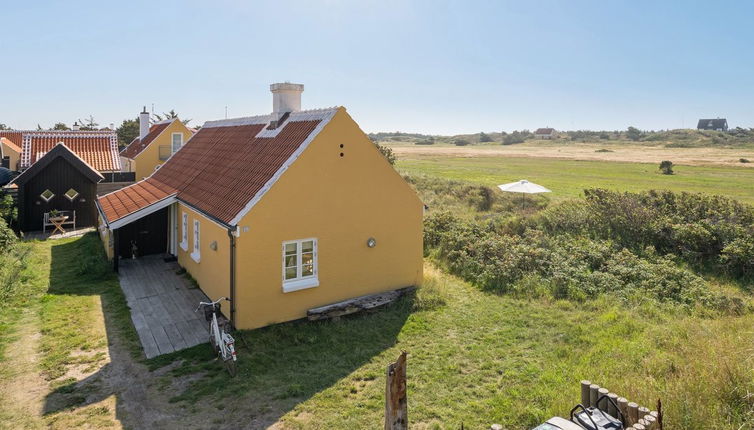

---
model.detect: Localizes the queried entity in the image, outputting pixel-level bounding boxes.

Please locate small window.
[64,188,79,201]
[180,212,188,251]
[40,189,54,202]
[171,133,183,154]
[191,219,200,263]
[282,238,318,292]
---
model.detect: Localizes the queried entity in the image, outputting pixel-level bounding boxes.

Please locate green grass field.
[397,156,754,204]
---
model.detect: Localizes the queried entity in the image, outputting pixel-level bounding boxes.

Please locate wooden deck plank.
[163,322,188,351]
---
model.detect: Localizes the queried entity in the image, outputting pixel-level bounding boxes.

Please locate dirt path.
[390,143,754,167]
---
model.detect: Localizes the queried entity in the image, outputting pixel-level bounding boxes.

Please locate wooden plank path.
[118,255,210,358]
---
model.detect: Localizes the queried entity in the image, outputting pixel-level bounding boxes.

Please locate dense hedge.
[0,218,25,303]
[425,189,754,312]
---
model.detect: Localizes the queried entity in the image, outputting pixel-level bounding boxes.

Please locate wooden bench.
[43,210,76,234]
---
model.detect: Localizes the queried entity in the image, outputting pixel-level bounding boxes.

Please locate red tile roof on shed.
[97,178,176,224]
[6,130,121,172]
[1,137,21,153]
[120,120,173,159]
[98,108,338,226]
[0,132,23,148]
[535,128,555,135]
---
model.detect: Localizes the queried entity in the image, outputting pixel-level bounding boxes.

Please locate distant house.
[0,129,121,173]
[697,118,728,132]
[8,142,103,232]
[534,128,556,139]
[119,108,195,180]
[0,137,21,171]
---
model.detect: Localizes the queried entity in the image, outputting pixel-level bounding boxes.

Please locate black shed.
[11,143,103,232]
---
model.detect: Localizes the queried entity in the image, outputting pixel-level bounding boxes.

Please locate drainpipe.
[227,227,237,328]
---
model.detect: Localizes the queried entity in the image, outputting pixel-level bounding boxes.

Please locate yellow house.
[96,83,423,329]
[0,137,21,171]
[119,109,194,180]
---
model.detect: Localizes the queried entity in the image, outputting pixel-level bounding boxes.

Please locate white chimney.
[139,106,150,140]
[270,82,304,121]
[109,123,115,130]
[72,122,80,131]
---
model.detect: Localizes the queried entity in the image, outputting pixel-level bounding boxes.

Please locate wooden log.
[385,352,408,430]
[490,425,503,430]
[597,388,609,411]
[617,397,629,425]
[633,424,646,430]
[628,402,639,426]
[309,288,411,321]
[639,406,650,418]
[580,380,591,406]
[644,415,657,430]
[638,418,649,427]
[607,392,619,417]
[589,384,600,408]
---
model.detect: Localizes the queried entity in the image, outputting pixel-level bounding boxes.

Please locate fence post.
[385,351,408,430]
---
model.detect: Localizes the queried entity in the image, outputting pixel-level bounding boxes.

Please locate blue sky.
[2,0,753,134]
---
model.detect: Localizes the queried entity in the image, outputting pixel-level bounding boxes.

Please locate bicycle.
[196,297,237,376]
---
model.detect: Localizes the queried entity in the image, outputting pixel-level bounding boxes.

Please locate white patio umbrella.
[497,180,551,208]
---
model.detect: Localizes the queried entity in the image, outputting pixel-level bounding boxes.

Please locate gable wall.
[232,108,423,329]
[133,121,193,180]
[1,140,20,171]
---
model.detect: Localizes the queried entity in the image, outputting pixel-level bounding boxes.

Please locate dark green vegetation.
[371,127,754,148]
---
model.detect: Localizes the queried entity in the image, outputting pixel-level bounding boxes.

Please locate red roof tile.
[98,108,337,225]
[98,178,176,223]
[0,137,21,153]
[120,121,172,159]
[6,130,120,172]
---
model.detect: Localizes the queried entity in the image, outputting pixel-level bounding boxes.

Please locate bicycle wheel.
[208,322,219,355]
[224,357,238,377]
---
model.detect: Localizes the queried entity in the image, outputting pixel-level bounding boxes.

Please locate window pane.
[285,255,297,268]
[285,267,297,280]
[285,243,297,254]
[302,252,313,265]
[302,241,313,252]
[302,263,313,277]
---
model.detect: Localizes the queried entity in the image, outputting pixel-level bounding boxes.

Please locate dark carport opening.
[113,207,169,265]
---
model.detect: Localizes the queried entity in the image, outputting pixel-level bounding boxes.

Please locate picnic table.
[43,210,76,234]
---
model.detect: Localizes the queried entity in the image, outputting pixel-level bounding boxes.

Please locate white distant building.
[534,128,556,140]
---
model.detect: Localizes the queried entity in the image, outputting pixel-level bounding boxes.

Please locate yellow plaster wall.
[233,107,424,329]
[98,214,114,260]
[131,121,193,180]
[1,139,20,171]
[176,203,231,305]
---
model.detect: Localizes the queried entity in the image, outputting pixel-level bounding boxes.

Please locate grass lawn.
[396,156,754,204]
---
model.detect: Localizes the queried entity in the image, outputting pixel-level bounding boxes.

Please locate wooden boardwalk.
[118,255,210,358]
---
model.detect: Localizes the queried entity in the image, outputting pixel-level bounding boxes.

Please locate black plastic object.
[204,303,220,321]
[569,397,623,430]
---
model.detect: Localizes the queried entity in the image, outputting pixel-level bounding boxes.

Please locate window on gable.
[64,188,79,201]
[40,189,54,202]
[191,219,200,263]
[171,133,183,154]
[282,238,318,292]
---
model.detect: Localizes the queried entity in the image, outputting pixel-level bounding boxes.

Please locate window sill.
[283,278,319,293]
[180,242,188,252]
[190,252,201,263]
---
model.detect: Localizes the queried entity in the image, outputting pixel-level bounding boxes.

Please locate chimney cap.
[270,82,304,92]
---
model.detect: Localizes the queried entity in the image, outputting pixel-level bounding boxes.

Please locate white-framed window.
[180,212,188,251]
[64,188,79,201]
[40,189,54,202]
[282,238,318,292]
[171,132,183,154]
[191,219,201,263]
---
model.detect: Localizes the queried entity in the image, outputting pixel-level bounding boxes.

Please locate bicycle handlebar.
[195,297,230,312]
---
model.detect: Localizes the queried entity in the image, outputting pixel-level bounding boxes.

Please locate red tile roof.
[0,132,23,148]
[535,128,555,135]
[98,108,337,225]
[0,137,21,153]
[98,178,176,223]
[120,121,173,159]
[5,130,121,172]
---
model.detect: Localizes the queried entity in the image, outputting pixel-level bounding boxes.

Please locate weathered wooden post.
[617,397,629,424]
[628,402,639,426]
[385,352,408,430]
[644,414,657,430]
[597,387,609,411]
[638,406,650,418]
[607,392,619,417]
[589,384,600,408]
[580,380,591,406]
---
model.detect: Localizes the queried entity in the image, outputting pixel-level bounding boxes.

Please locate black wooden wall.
[18,157,98,231]
[116,207,168,257]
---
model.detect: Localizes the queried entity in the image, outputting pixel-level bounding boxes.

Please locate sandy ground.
[389,143,754,167]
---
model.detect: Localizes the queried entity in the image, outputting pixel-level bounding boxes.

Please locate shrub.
[626,126,643,141]
[453,139,470,146]
[740,158,750,163]
[720,237,754,278]
[479,132,493,143]
[659,160,674,175]
[373,141,395,165]
[0,218,17,253]
[595,148,613,153]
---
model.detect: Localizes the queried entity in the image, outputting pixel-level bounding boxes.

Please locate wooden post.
[607,392,619,417]
[597,388,609,411]
[589,384,600,408]
[657,398,663,430]
[644,415,657,430]
[580,380,591,406]
[638,406,650,418]
[385,352,407,430]
[617,397,629,424]
[628,402,639,426]
[633,424,646,430]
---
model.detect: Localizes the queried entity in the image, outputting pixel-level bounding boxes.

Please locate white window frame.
[180,212,188,251]
[40,189,55,202]
[190,219,200,263]
[281,238,318,293]
[64,188,79,201]
[171,132,183,154]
